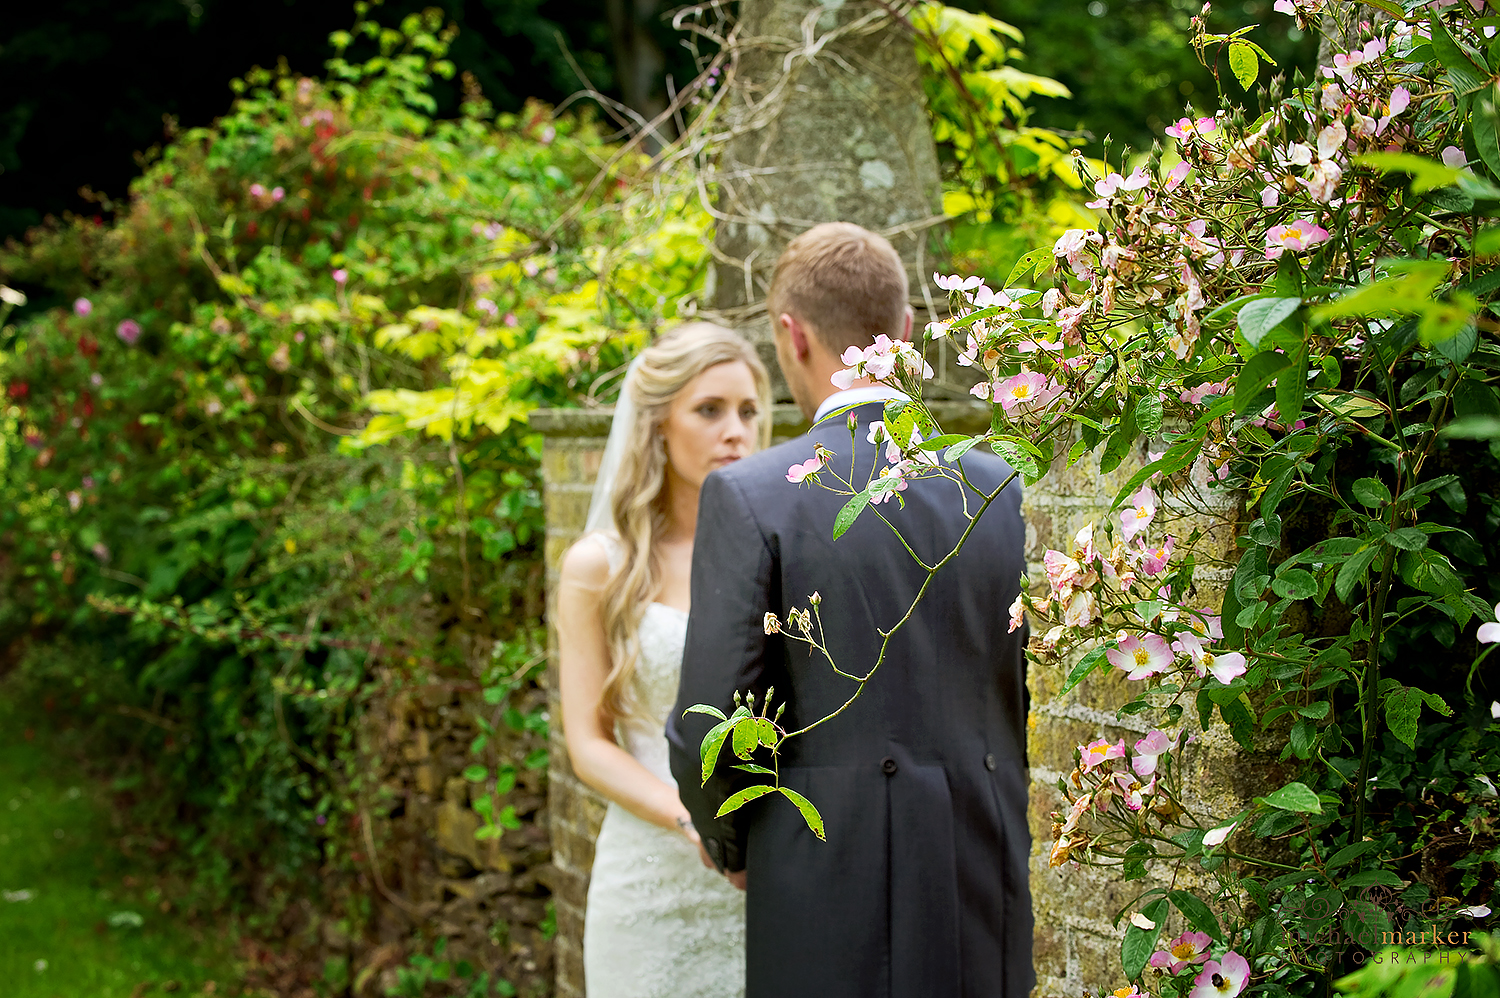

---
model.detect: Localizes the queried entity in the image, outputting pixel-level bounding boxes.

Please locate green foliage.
[0,7,674,909]
[911,3,1098,281]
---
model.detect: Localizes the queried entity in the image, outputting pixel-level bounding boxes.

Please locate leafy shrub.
[0,8,696,910]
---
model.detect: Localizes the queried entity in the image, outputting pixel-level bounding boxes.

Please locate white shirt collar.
[812,386,909,426]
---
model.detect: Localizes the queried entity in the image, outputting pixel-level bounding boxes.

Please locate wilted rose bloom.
[91,542,111,563]
[116,319,142,345]
[67,491,82,511]
[73,298,93,317]
[763,612,781,635]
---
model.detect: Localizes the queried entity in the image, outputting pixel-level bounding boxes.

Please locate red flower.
[5,381,27,400]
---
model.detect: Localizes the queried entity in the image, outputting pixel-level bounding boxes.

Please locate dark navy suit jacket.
[668,401,1034,998]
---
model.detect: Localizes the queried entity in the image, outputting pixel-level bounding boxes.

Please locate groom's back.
[700,413,1033,998]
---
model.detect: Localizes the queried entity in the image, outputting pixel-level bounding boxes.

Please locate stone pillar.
[708,0,952,395]
[1022,428,1246,998]
[532,408,614,998]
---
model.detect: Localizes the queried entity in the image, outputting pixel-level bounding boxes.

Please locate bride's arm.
[557,537,698,839]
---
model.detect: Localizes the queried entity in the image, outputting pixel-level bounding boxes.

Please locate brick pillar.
[533,400,985,998]
[532,408,613,998]
[1023,428,1244,998]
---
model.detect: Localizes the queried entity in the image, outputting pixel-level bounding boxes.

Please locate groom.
[668,222,1034,998]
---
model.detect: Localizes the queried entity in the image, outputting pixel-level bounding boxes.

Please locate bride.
[557,323,770,997]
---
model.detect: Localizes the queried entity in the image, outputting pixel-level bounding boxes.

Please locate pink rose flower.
[116,319,142,345]
[73,298,92,317]
[786,457,823,484]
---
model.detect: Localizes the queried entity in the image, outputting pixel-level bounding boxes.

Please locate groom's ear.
[779,312,812,362]
[899,304,914,343]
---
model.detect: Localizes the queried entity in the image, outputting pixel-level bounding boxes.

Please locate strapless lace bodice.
[616,602,689,784]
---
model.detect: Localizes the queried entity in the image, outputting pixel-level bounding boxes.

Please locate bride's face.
[659,360,760,488]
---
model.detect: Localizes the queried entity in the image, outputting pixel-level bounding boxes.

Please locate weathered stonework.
[1023,426,1248,998]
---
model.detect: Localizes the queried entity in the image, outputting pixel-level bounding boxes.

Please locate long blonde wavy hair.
[598,323,771,721]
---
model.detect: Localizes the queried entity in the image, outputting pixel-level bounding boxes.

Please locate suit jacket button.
[881,757,898,775]
[984,753,997,771]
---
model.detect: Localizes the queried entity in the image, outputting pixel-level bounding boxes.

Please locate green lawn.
[0,711,237,997]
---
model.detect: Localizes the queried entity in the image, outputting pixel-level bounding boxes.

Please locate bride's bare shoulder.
[560,532,615,590]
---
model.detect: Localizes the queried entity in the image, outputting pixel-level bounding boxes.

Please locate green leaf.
[756,718,779,748]
[1384,527,1428,551]
[1442,414,1500,439]
[1276,346,1309,427]
[945,305,1006,331]
[683,703,727,721]
[700,716,737,784]
[1335,545,1379,602]
[1263,781,1322,813]
[1006,246,1053,287]
[462,765,488,782]
[1342,898,1393,951]
[1312,391,1386,419]
[943,436,983,462]
[731,717,760,759]
[1339,869,1404,890]
[1168,890,1224,942]
[1326,840,1380,871]
[1235,351,1293,416]
[1471,86,1500,188]
[714,783,777,817]
[1238,297,1302,348]
[1271,568,1317,600]
[1099,402,1138,475]
[991,437,1041,482]
[1383,686,1452,749]
[1431,13,1489,94]
[1058,644,1111,698]
[832,489,872,541]
[1355,152,1462,194]
[1122,898,1170,981]
[777,787,826,841]
[733,763,775,775]
[1228,41,1259,90]
[1137,390,1164,439]
[1351,478,1392,507]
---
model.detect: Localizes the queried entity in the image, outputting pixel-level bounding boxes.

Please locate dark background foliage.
[1,0,1314,248]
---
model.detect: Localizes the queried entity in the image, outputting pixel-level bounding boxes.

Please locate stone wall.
[1023,428,1247,998]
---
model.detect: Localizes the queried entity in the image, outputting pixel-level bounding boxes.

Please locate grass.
[0,705,238,997]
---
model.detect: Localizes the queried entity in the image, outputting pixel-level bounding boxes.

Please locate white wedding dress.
[581,535,747,998]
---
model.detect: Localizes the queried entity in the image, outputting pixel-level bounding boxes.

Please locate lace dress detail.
[582,535,746,998]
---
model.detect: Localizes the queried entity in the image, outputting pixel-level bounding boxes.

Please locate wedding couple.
[557,222,1033,998]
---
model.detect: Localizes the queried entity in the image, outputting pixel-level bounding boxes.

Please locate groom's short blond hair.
[767,222,909,353]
